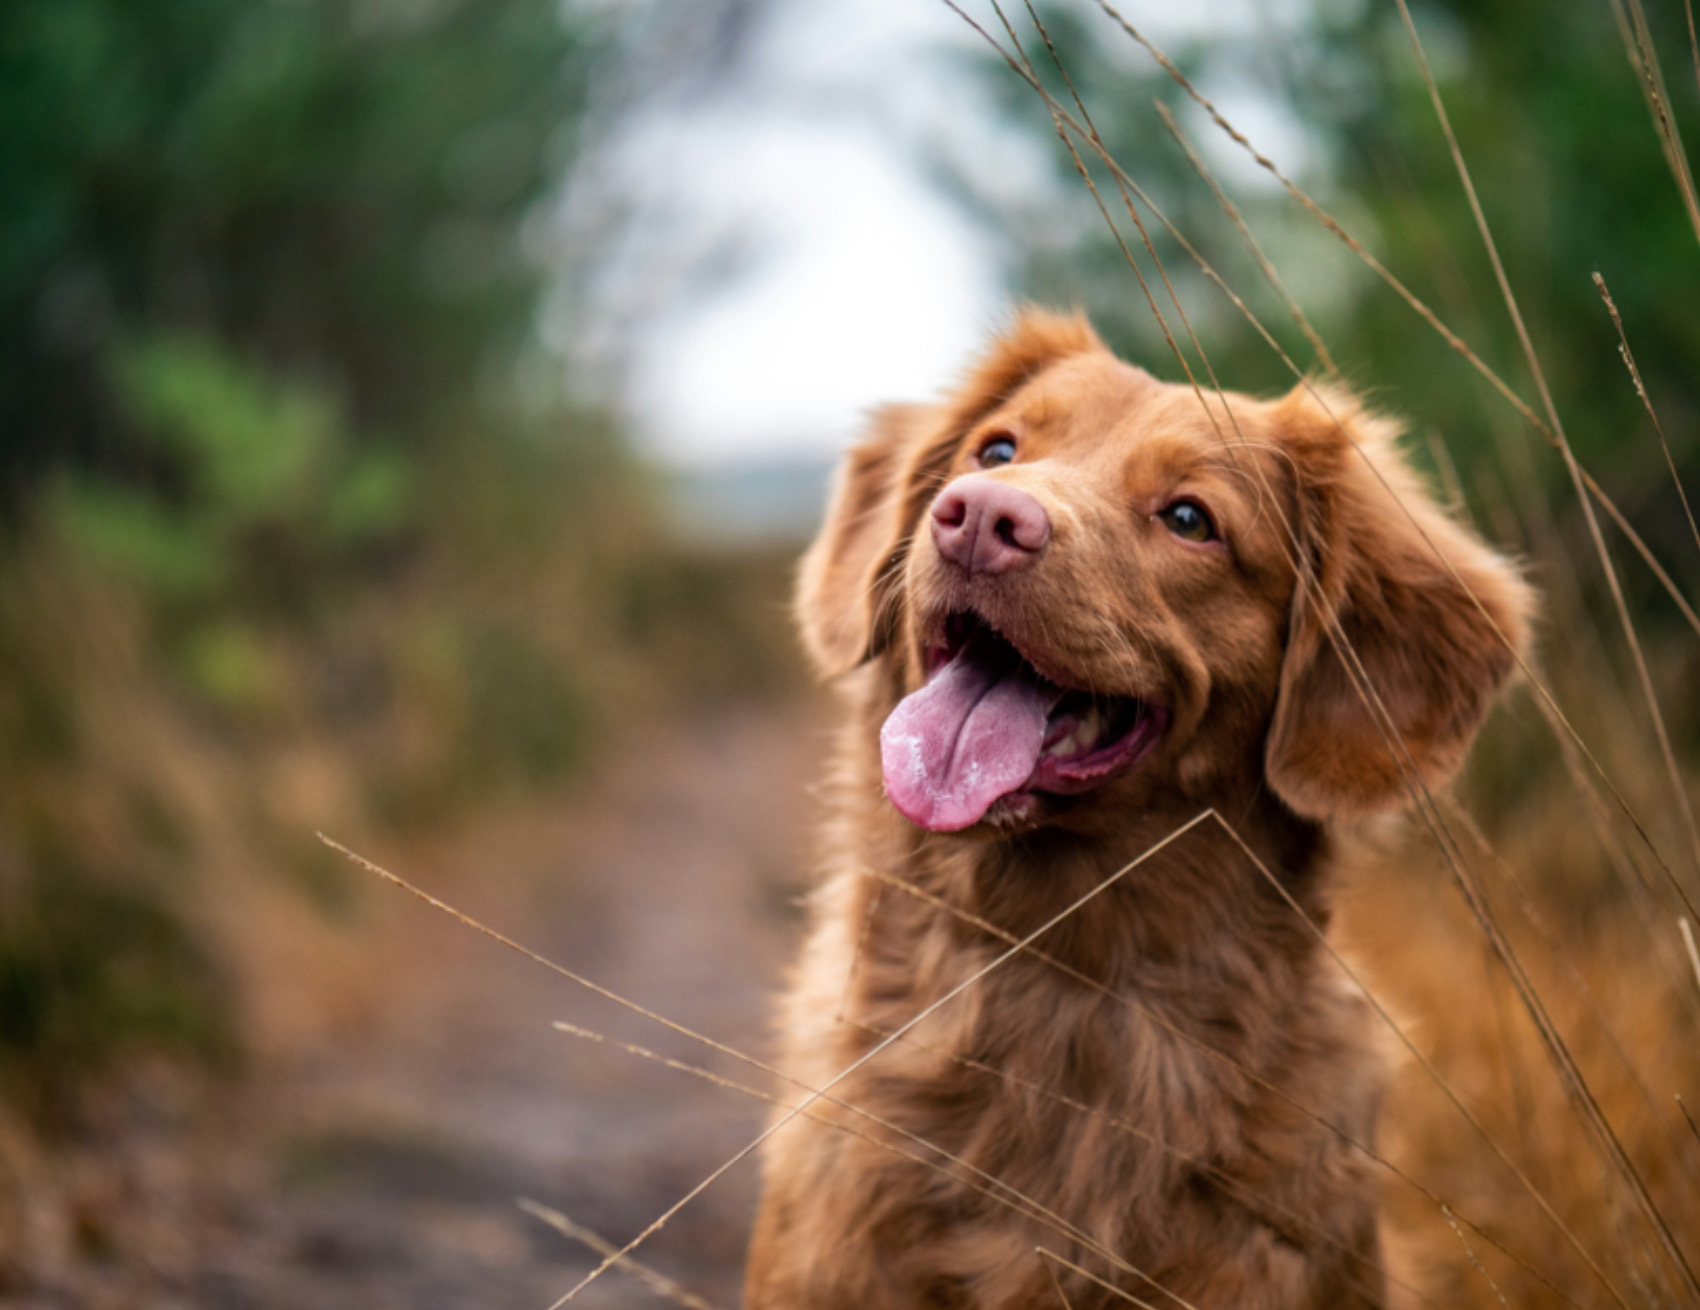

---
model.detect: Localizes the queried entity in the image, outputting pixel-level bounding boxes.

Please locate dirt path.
[193,703,822,1309]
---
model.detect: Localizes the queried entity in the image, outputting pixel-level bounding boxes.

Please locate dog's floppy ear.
[795,403,931,675]
[1265,387,1535,820]
[795,308,1105,676]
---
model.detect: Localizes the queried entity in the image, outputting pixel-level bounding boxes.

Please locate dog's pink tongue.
[880,645,1061,832]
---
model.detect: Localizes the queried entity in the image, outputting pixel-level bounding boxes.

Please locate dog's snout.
[930,476,1051,575]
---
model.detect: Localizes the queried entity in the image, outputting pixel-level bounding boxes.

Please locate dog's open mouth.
[879,613,1168,832]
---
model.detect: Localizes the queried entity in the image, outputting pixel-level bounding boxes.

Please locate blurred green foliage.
[69,334,409,562]
[50,332,414,712]
[0,856,238,1130]
[0,0,634,1117]
[1293,2,1700,507]
[0,0,596,502]
[0,0,609,733]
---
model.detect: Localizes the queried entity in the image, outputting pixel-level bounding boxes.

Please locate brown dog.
[744,310,1532,1309]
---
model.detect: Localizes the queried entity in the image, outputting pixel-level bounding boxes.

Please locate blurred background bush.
[1,0,1696,1304]
[0,2,806,1296]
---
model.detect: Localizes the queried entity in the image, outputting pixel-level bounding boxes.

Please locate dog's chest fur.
[748,714,1386,1310]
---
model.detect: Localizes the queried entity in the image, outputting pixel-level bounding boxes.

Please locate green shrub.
[0,852,237,1128]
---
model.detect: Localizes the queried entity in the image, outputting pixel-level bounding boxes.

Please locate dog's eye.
[1158,499,1216,543]
[977,436,1017,469]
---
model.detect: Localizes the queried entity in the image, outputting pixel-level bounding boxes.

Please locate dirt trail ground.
[150,703,819,1309]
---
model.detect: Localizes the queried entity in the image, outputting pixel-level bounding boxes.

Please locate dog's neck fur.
[750,669,1387,1309]
[837,667,1337,1072]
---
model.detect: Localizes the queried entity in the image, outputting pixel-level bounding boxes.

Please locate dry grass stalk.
[517,1198,724,1310]
[1152,100,1339,378]
[1593,271,1700,558]
[1613,0,1700,247]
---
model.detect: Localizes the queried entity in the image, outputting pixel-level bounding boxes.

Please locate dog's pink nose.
[930,476,1051,575]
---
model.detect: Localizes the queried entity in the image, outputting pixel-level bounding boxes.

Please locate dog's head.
[798,309,1533,834]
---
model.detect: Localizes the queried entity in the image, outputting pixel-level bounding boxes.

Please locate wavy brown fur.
[747,309,1533,1310]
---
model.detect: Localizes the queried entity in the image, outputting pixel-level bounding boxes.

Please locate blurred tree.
[1287,0,1700,499]
[0,0,599,506]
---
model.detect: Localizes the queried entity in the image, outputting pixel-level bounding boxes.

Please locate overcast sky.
[559,0,1319,470]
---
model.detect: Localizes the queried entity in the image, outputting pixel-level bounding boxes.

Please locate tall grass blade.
[1682,918,1700,998]
[1153,100,1338,378]
[518,1199,725,1310]
[1593,271,1700,560]
[1614,0,1700,248]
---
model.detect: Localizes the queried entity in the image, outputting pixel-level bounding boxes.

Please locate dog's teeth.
[1072,706,1100,753]
[1044,725,1079,758]
[1043,706,1104,759]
